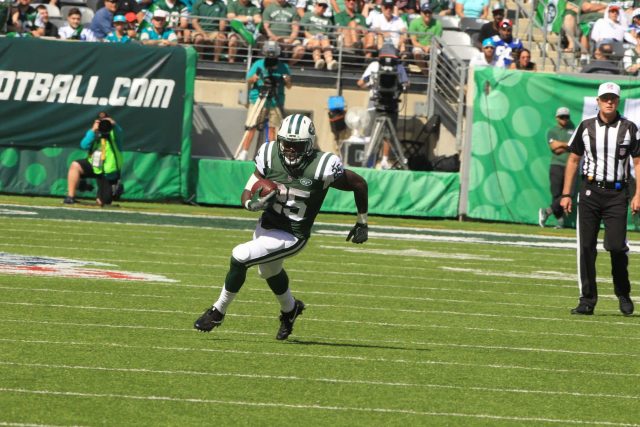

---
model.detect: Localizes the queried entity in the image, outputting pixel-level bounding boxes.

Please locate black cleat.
[194,307,225,332]
[63,196,76,205]
[571,303,594,315]
[276,299,305,340]
[619,296,634,316]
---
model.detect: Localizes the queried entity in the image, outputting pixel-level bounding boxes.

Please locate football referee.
[561,82,640,316]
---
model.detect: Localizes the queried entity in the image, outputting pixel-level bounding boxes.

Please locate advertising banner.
[468,68,640,225]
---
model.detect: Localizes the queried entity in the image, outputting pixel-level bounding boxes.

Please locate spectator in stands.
[409,3,442,74]
[235,41,292,161]
[140,9,178,45]
[0,0,9,35]
[509,47,536,70]
[8,0,36,34]
[455,0,488,19]
[105,14,131,42]
[397,0,420,25]
[563,0,609,63]
[470,36,502,66]
[581,42,621,74]
[591,4,627,48]
[191,0,227,61]
[125,11,138,39]
[627,8,640,41]
[263,0,305,66]
[91,0,118,40]
[227,0,261,63]
[623,44,640,74]
[357,43,409,170]
[334,0,369,53]
[65,112,124,207]
[477,1,503,49]
[301,0,338,70]
[538,106,574,229]
[424,0,455,16]
[297,0,333,18]
[96,0,143,22]
[143,0,190,43]
[32,5,58,37]
[59,7,97,41]
[370,0,407,52]
[491,18,522,67]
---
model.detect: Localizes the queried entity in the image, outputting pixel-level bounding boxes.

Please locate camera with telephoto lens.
[372,46,404,113]
[98,119,113,137]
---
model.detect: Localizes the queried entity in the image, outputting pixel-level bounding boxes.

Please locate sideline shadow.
[287,339,431,352]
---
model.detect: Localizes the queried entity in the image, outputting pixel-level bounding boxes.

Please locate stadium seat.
[32,3,62,17]
[460,17,487,34]
[441,30,472,46]
[86,0,100,11]
[61,5,94,24]
[60,0,88,5]
[437,15,460,31]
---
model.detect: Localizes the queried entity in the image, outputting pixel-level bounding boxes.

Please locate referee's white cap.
[598,82,620,97]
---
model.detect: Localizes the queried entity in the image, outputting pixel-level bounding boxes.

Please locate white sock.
[275,289,295,313]
[236,150,248,161]
[213,287,237,314]
[382,155,389,162]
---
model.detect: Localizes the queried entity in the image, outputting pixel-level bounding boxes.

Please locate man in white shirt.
[369,0,407,52]
[470,37,504,67]
[58,7,97,41]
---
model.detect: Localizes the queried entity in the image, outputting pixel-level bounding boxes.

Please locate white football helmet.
[277,114,316,167]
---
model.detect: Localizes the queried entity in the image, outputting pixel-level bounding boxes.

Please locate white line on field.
[2,336,638,379]
[1,360,638,402]
[0,422,76,427]
[0,387,637,426]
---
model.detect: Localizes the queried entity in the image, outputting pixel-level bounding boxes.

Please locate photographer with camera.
[64,112,124,207]
[357,42,408,169]
[236,40,293,161]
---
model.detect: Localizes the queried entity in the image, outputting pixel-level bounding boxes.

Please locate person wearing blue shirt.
[104,14,131,42]
[235,41,292,161]
[491,18,523,67]
[455,0,489,19]
[90,0,117,39]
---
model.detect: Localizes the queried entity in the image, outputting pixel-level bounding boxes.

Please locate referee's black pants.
[577,184,630,307]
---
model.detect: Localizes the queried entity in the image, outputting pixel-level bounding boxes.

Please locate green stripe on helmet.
[294,114,304,134]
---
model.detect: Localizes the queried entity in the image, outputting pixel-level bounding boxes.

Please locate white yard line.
[0,387,636,426]
[0,360,638,401]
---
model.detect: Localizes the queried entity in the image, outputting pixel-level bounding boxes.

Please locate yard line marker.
[0,387,637,425]
[0,422,74,427]
[1,361,639,401]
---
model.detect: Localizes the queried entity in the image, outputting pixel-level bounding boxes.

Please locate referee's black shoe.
[619,296,634,316]
[571,303,594,315]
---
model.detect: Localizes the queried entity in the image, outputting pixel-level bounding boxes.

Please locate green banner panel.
[0,38,189,154]
[468,68,640,226]
[196,158,459,218]
[0,147,182,200]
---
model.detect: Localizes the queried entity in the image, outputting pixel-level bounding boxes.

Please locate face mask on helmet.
[277,114,315,167]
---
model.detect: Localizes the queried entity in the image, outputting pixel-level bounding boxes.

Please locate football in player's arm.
[194,114,368,340]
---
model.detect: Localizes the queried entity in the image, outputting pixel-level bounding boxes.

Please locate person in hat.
[561,82,640,317]
[90,0,118,40]
[262,0,305,66]
[356,42,409,170]
[139,9,178,45]
[590,4,627,48]
[227,0,262,63]
[490,18,522,67]
[124,11,138,39]
[143,0,190,43]
[455,0,489,19]
[538,106,575,229]
[369,0,408,52]
[104,14,131,42]
[301,0,339,70]
[469,37,502,67]
[64,112,124,207]
[192,0,227,60]
[409,3,442,74]
[477,1,504,48]
[59,7,97,41]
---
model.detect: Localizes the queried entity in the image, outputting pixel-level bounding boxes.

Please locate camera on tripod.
[372,47,404,113]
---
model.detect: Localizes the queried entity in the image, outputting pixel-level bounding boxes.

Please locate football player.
[194,114,369,340]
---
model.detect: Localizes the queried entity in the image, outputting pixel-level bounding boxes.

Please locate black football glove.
[246,188,276,211]
[346,223,368,244]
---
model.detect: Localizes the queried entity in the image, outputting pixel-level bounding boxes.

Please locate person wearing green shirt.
[539,106,576,228]
[263,0,305,65]
[192,0,227,61]
[409,3,443,74]
[301,0,338,70]
[334,0,368,52]
[227,0,262,63]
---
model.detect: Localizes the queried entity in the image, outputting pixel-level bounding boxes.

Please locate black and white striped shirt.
[568,113,640,182]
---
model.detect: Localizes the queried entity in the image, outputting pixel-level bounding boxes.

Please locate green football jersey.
[255,142,345,239]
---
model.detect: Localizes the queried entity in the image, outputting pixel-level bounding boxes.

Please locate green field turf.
[0,196,638,426]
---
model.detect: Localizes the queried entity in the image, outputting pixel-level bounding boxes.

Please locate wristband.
[357,212,368,224]
[561,194,571,198]
[244,199,251,209]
